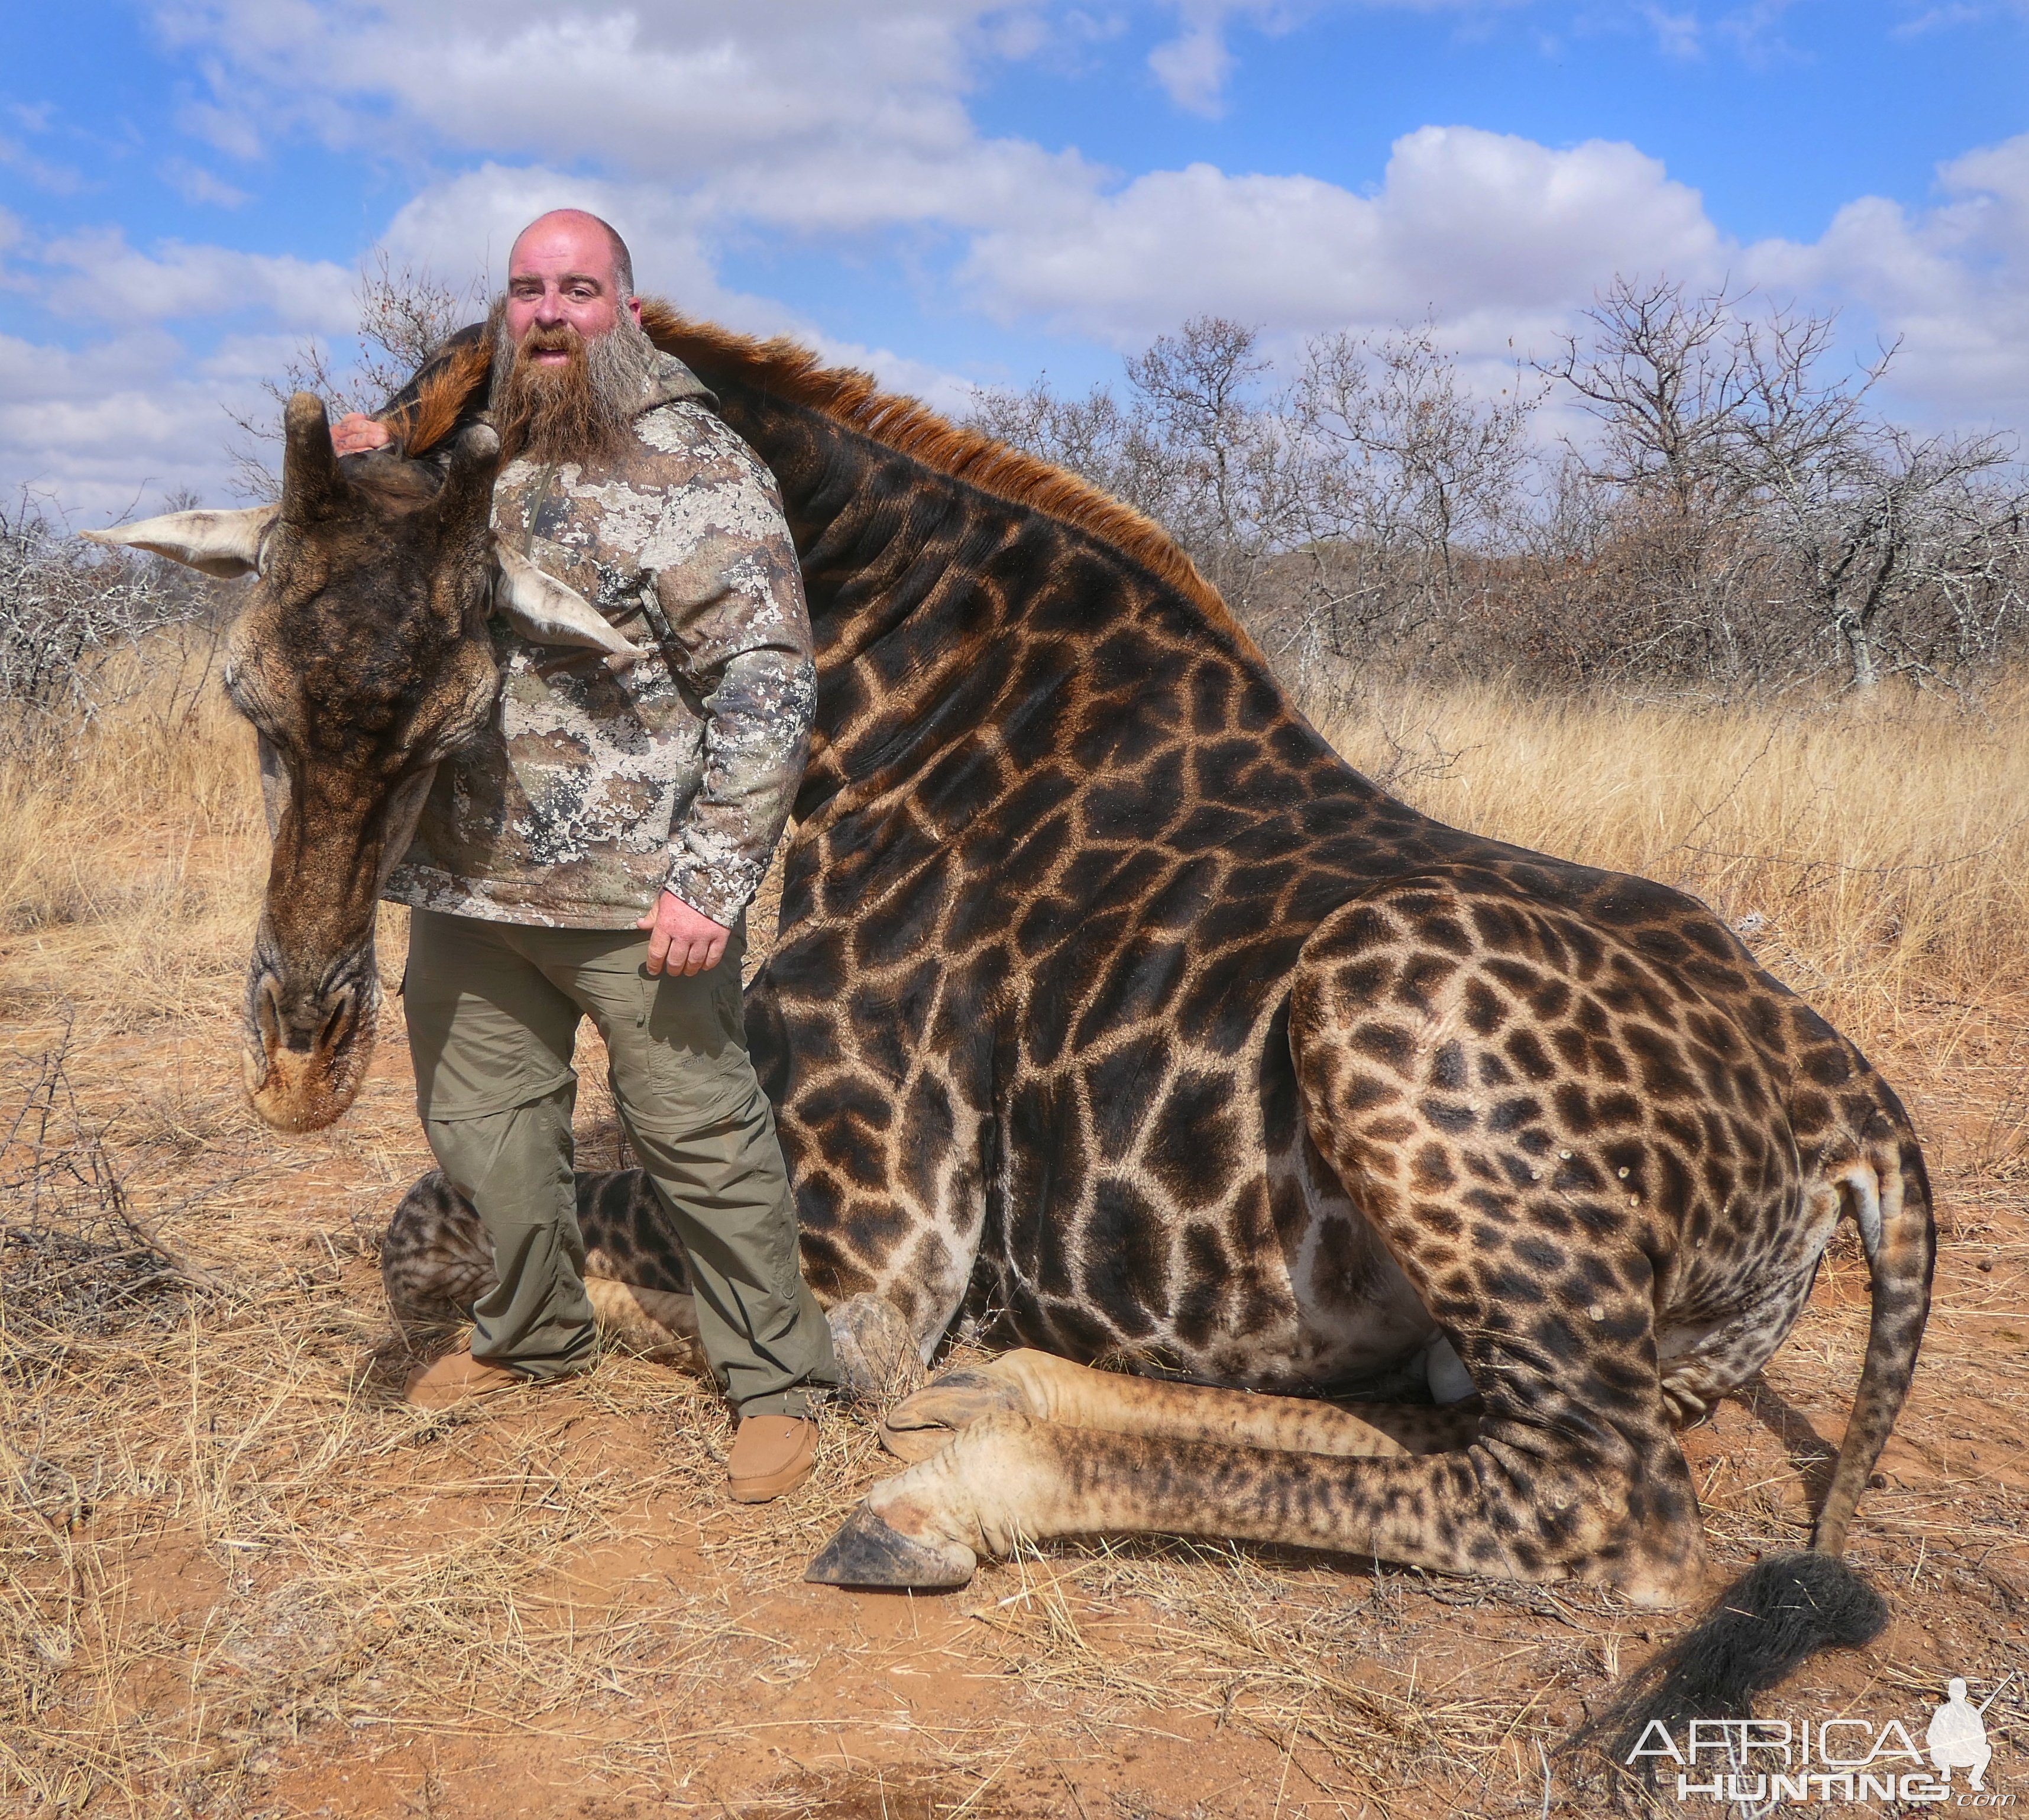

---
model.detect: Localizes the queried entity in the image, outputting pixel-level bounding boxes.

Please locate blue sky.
[2,1,2025,515]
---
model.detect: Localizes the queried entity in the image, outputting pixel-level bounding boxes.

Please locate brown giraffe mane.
[390,331,492,458]
[393,300,1248,648]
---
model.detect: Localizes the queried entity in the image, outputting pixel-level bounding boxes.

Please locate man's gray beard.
[487,299,658,466]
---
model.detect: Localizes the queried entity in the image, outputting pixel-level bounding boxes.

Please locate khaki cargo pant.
[402,908,839,1416]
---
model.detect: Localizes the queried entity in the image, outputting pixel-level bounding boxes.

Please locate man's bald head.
[503,208,644,353]
[511,209,633,299]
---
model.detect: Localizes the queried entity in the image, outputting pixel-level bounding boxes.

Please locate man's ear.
[81,507,276,578]
[492,543,644,671]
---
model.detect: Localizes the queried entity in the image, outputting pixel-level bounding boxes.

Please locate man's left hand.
[639,890,730,977]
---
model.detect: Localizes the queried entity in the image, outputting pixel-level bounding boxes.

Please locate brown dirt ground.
[4,894,2027,1819]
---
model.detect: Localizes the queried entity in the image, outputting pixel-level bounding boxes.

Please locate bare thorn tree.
[1121,316,1302,613]
[1762,422,2024,690]
[224,251,481,500]
[1286,324,1539,680]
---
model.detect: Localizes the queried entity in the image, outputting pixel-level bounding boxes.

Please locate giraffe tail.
[1570,1551,1891,1783]
[1572,1108,1934,1779]
[1808,1108,1936,1557]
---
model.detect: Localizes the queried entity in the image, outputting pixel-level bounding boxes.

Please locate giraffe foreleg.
[879,1348,1477,1462]
[382,1169,497,1328]
[383,1168,704,1364]
[808,1414,1698,1602]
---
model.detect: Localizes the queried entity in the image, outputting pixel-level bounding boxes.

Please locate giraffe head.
[86,392,641,1132]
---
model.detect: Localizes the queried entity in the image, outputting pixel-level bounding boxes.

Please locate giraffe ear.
[491,543,645,672]
[81,507,276,578]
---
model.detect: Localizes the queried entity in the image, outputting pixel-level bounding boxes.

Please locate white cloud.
[0,133,88,196]
[31,228,357,332]
[1146,2,1543,116]
[1639,4,1701,57]
[0,224,358,515]
[1148,4,1245,114]
[151,2,1024,190]
[1743,132,2029,424]
[0,326,272,518]
[963,126,1723,347]
[175,98,266,162]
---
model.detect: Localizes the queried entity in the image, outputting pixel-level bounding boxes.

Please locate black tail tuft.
[1572,1551,1889,1773]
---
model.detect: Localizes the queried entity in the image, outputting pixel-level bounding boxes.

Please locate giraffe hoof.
[878,1367,1028,1462]
[826,1293,926,1402]
[804,1504,978,1589]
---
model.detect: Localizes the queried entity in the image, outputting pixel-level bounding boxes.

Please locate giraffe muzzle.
[242,955,381,1133]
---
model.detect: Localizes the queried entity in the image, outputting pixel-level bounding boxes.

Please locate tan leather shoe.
[727,1414,818,1502]
[404,1350,525,1410]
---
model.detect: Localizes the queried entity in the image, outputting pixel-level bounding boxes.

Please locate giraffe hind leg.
[1283,879,1718,1602]
[811,881,1717,1604]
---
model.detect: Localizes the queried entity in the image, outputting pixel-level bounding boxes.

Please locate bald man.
[337,211,838,1504]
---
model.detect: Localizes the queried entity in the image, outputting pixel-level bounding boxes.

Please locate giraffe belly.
[1166,1277,1444,1398]
[1219,1130,1442,1394]
[996,1130,1445,1398]
[1184,1212,1440,1396]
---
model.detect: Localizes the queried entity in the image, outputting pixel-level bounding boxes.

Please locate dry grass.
[1319,673,2029,1040]
[3,657,2026,1818]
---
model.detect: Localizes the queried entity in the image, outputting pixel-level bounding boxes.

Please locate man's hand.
[331,413,393,457]
[638,890,730,977]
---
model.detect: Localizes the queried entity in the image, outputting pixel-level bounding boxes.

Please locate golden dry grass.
[1321,673,2029,1043]
[2,655,2025,1818]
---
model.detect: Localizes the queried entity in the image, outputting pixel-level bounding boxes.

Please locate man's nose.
[533,287,567,324]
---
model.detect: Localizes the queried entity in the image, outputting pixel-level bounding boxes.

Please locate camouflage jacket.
[381,348,814,930]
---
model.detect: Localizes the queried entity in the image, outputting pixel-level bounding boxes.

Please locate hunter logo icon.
[1930,1673,2009,1792]
[1620,1666,2015,1806]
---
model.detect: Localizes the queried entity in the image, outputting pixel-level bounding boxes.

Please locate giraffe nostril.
[317,991,355,1055]
[256,977,283,1051]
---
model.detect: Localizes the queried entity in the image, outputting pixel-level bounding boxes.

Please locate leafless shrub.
[967,282,2029,707]
[0,1032,190,1359]
[0,496,217,754]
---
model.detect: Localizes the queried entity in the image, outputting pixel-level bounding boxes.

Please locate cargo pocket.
[631,962,758,1130]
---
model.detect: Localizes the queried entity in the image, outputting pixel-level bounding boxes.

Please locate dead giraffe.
[101,309,1932,1708]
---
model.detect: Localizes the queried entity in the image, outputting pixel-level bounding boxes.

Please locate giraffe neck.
[702,374,1326,829]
